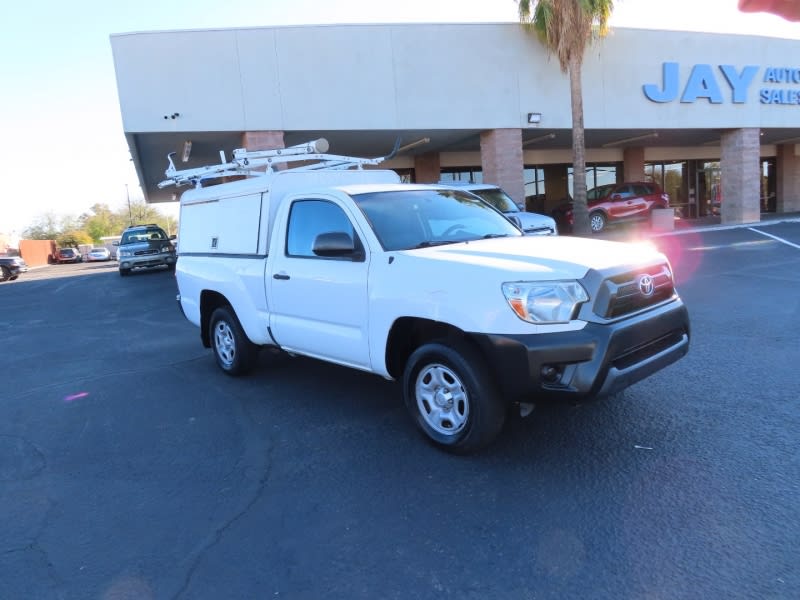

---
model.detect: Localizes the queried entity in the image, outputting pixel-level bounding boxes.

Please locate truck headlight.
[119,249,132,258]
[502,281,589,324]
[160,245,174,253]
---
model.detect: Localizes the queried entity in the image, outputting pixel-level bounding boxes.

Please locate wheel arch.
[385,317,484,381]
[200,290,232,348]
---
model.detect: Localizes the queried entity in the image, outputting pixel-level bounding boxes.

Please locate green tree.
[22,212,62,240]
[518,0,614,235]
[21,201,177,243]
[57,230,93,248]
[126,199,174,232]
[81,203,128,242]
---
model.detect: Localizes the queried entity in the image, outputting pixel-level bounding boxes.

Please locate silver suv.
[117,224,177,277]
[440,182,558,236]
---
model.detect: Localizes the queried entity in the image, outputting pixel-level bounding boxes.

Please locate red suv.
[554,182,670,233]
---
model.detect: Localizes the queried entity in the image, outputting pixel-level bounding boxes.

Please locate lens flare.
[64,392,89,402]
[652,231,704,284]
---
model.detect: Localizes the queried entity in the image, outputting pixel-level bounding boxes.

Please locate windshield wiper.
[482,233,511,239]
[412,240,461,249]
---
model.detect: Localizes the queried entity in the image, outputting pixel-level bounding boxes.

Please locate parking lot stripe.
[748,227,800,250]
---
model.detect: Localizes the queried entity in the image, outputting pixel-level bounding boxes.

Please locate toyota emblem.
[638,274,655,297]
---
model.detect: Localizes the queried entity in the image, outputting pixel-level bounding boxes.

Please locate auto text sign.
[643,62,800,105]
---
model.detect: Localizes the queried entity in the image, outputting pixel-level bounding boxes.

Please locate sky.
[1,0,798,235]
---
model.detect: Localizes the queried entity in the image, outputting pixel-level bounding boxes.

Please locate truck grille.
[134,249,158,256]
[594,264,675,319]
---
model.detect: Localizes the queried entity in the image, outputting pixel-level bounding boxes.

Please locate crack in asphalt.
[0,434,47,481]
[3,499,66,600]
[27,541,66,599]
[172,436,276,600]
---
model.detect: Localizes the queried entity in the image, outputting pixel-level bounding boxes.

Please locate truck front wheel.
[403,341,505,453]
[209,306,258,376]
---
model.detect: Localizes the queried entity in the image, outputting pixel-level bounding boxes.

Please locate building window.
[566,164,620,197]
[761,158,776,213]
[439,168,483,183]
[646,161,688,218]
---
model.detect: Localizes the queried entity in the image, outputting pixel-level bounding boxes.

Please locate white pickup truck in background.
[160,140,690,453]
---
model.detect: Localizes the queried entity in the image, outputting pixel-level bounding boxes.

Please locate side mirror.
[507,215,523,230]
[169,234,177,240]
[312,231,362,260]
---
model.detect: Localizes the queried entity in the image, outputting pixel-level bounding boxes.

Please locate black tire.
[0,266,9,282]
[403,341,505,454]
[589,211,607,233]
[209,306,259,376]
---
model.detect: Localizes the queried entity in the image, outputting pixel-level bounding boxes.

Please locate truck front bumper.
[469,300,690,402]
[119,253,177,271]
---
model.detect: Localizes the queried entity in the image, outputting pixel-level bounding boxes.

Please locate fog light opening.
[540,364,563,383]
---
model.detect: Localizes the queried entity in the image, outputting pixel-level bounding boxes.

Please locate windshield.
[121,229,166,244]
[468,188,519,213]
[587,184,615,201]
[352,188,522,251]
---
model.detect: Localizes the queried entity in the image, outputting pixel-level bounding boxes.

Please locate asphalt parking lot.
[2,222,799,599]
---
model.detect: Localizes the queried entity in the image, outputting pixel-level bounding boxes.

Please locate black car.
[0,255,28,282]
[57,248,83,264]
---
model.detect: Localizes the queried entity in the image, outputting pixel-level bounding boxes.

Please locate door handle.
[273,273,290,280]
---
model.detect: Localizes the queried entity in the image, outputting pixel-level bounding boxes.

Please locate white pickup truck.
[163,140,690,453]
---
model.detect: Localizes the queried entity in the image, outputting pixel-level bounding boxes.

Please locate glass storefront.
[761,158,777,213]
[439,169,482,184]
[523,167,545,211]
[566,164,621,198]
[429,156,778,220]
[646,161,689,217]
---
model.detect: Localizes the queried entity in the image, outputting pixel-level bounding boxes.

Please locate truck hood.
[404,235,664,279]
[509,211,557,235]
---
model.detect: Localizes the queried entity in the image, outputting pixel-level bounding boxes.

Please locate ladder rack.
[158,138,400,189]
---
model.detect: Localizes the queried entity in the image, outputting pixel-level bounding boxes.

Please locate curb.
[651,216,800,237]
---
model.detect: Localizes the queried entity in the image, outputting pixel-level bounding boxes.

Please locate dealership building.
[110,23,800,224]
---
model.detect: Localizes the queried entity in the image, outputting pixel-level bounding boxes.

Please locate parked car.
[87,247,111,262]
[116,224,177,276]
[553,182,670,233]
[0,255,28,282]
[56,248,82,263]
[440,182,558,235]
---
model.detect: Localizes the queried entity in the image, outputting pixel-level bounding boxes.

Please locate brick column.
[720,128,760,224]
[239,131,286,174]
[241,131,285,151]
[776,143,800,213]
[414,152,441,183]
[480,129,525,208]
[623,147,645,181]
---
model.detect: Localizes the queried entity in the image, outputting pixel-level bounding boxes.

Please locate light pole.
[126,184,132,225]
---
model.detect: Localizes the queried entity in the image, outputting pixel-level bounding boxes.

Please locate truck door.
[268,197,371,369]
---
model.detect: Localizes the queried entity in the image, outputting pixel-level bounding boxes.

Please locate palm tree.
[518,0,614,235]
